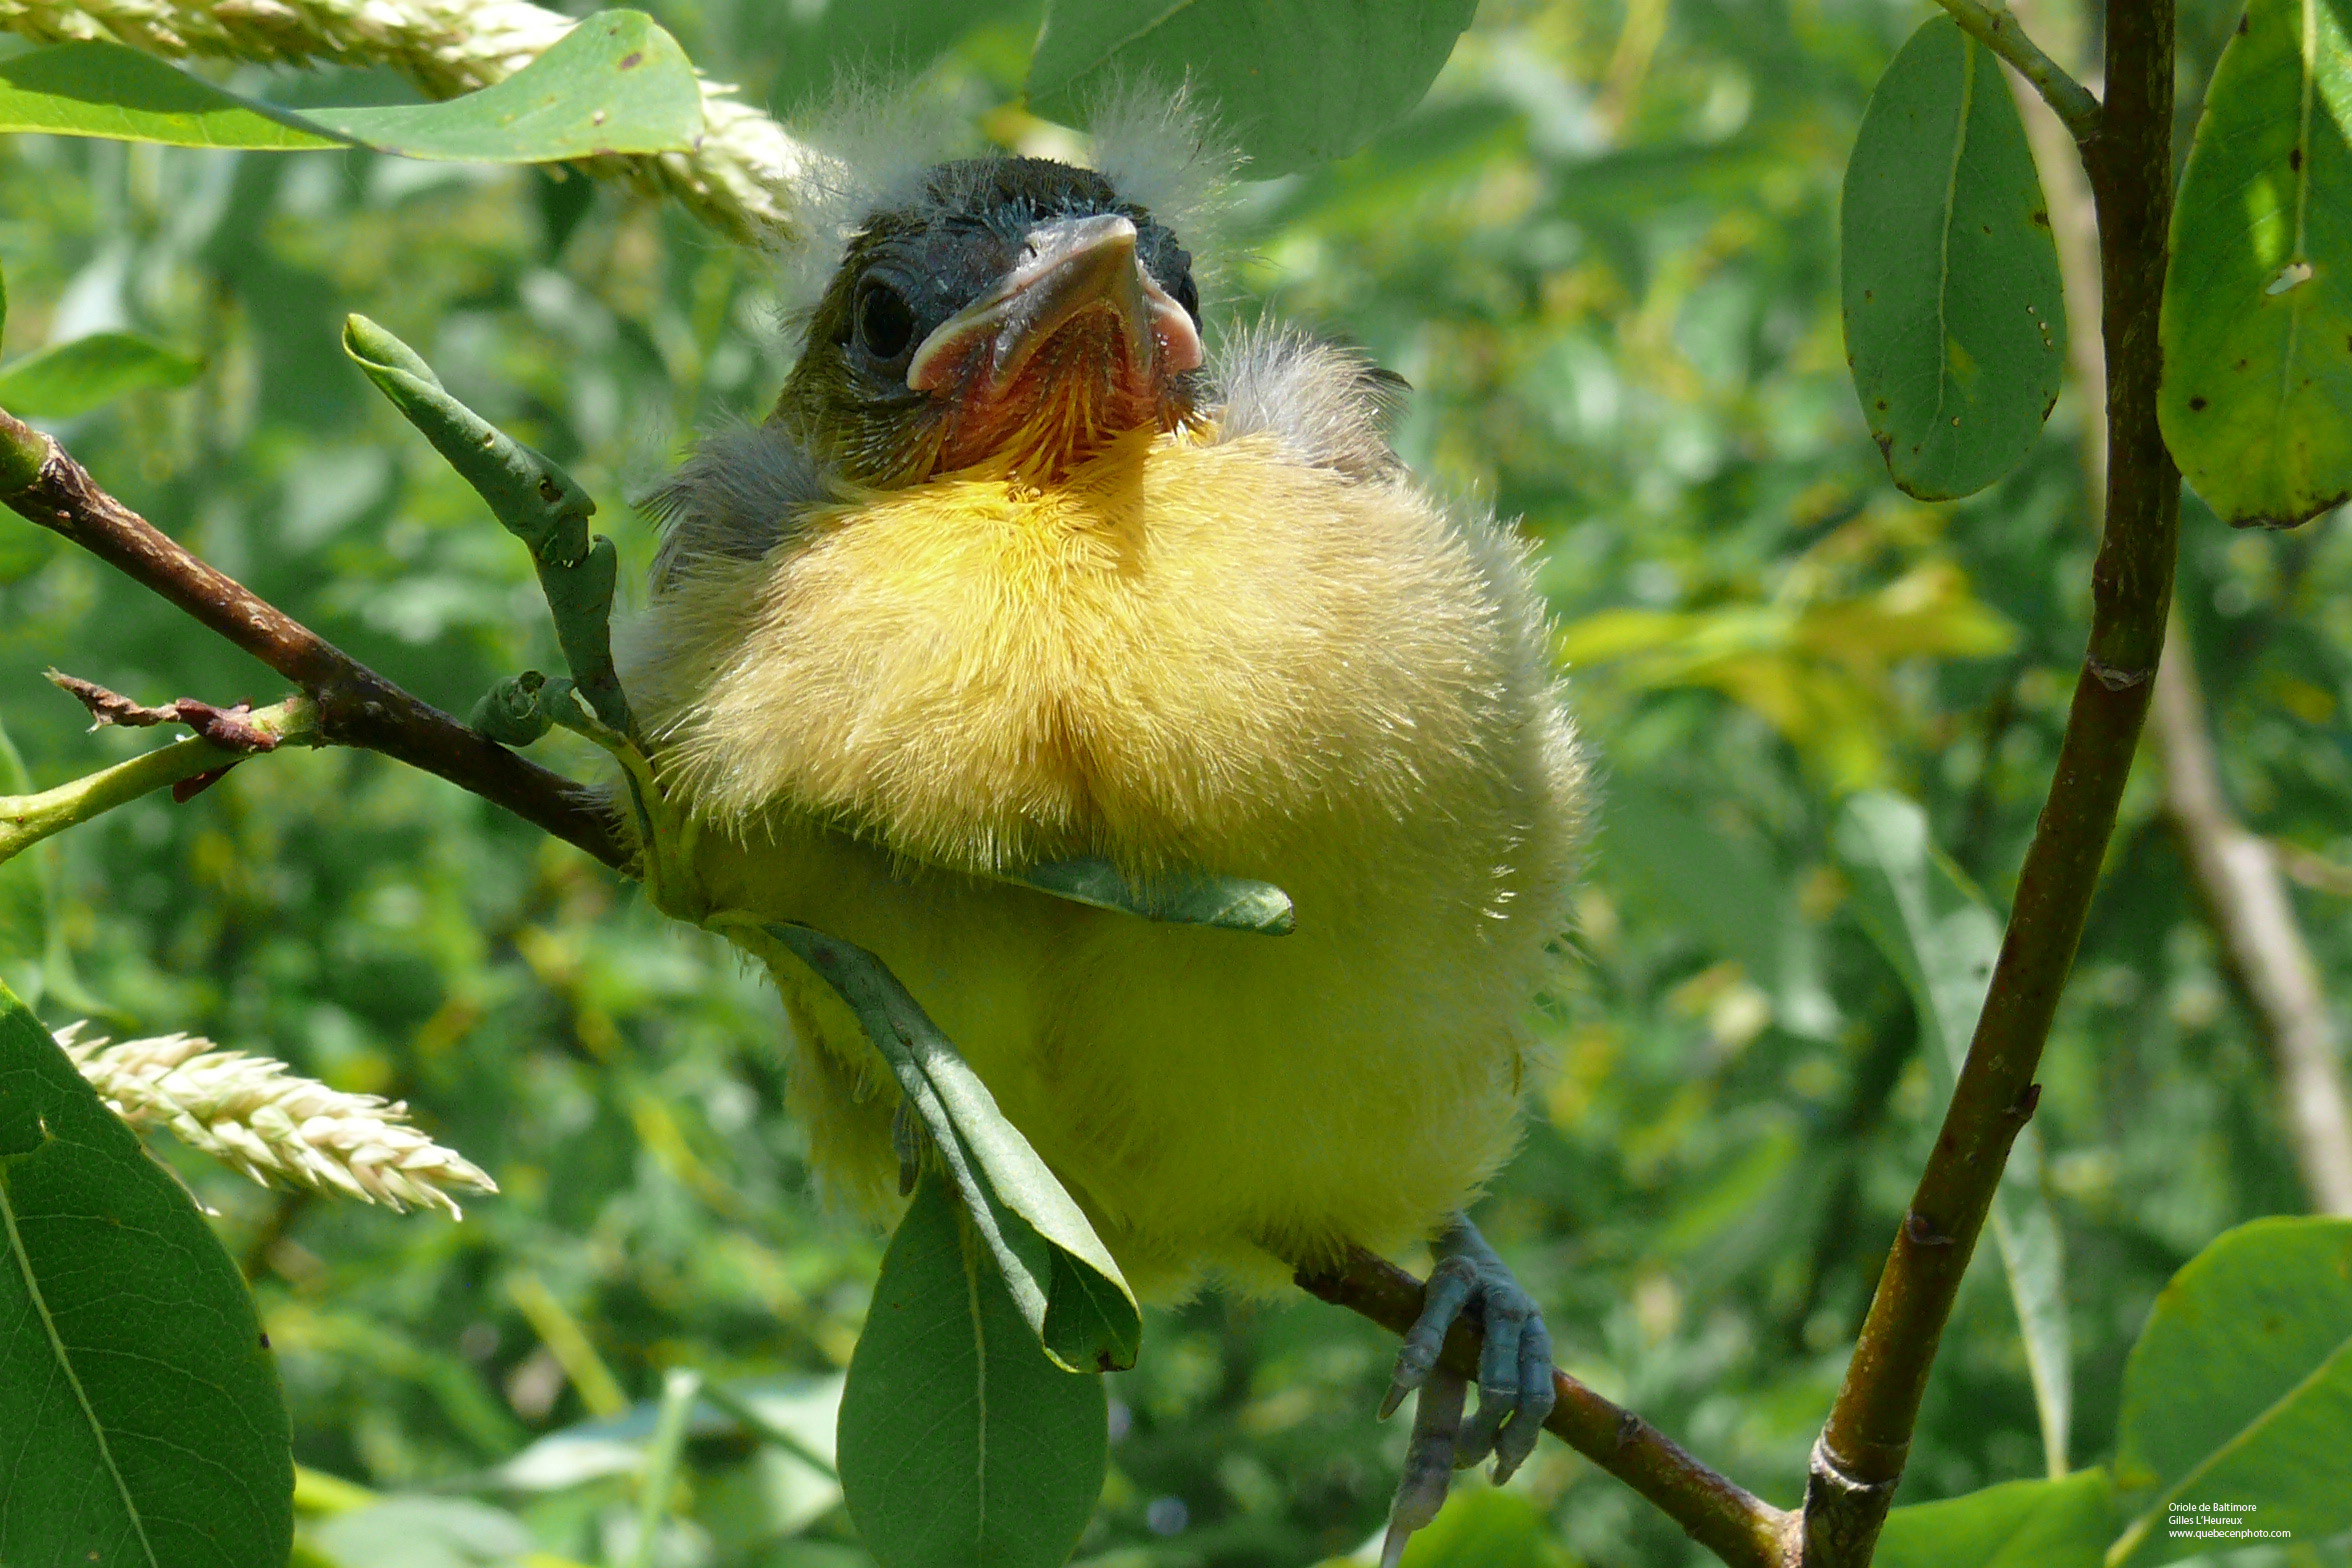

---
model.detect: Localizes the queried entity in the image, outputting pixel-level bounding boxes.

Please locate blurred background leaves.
[0,0,2345,1563]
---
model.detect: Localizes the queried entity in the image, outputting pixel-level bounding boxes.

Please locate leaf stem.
[1801,0,2179,1558]
[1932,0,2102,141]
[0,698,314,867]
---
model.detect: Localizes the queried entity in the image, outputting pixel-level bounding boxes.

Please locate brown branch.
[1298,1250,1796,1568]
[0,409,631,872]
[1802,0,2180,1558]
[2015,8,2352,1220]
[2154,638,2352,1213]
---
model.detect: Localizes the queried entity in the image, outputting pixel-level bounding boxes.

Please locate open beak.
[906,213,1204,397]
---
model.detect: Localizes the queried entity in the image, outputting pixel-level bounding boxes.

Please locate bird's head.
[775,156,1207,488]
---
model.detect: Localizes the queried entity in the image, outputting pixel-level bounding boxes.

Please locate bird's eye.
[1171,271,1200,324]
[855,281,915,361]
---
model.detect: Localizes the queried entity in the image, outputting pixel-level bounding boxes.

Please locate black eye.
[1172,271,1200,323]
[855,281,914,360]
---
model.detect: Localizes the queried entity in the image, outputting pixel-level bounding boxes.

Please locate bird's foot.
[1378,1216,1554,1566]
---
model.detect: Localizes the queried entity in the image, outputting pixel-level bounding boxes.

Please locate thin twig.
[0,408,632,871]
[1297,1250,1795,1568]
[0,696,315,865]
[1931,0,2103,141]
[1801,0,2179,1559]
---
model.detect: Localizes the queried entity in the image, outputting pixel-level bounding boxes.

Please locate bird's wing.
[642,419,830,591]
[1209,322,1407,482]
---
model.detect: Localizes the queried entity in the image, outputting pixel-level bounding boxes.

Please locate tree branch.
[2153,634,2352,1213]
[0,408,632,871]
[1298,1249,1795,1568]
[1802,0,2178,1558]
[1931,0,2102,142]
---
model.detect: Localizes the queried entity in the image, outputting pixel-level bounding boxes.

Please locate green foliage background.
[0,0,2345,1562]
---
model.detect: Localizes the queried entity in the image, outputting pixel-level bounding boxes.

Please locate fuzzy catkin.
[0,0,808,244]
[59,1022,497,1218]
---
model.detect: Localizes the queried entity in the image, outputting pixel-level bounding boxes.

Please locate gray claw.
[1381,1366,1466,1568]
[1384,1216,1556,1486]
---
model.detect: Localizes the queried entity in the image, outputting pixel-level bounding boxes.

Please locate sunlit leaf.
[0,14,698,162]
[2108,1216,2352,1565]
[1027,0,1477,179]
[0,978,293,1568]
[2159,0,2352,527]
[0,331,200,419]
[838,1171,1106,1568]
[1836,792,2072,1478]
[1842,16,2066,500]
[303,12,702,162]
[0,43,342,148]
[1876,1470,2114,1568]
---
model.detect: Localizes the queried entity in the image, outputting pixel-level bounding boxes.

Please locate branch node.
[48,670,285,754]
[1903,1209,1956,1248]
[2087,655,2153,690]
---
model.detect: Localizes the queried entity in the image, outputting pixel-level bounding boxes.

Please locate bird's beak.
[906,213,1204,399]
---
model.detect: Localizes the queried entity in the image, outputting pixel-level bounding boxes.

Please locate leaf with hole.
[2160,0,2352,527]
[1835,791,2072,1477]
[0,977,293,1568]
[2107,1216,2352,1565]
[0,12,698,161]
[0,332,201,419]
[1026,0,1478,179]
[1842,15,2066,500]
[837,1170,1107,1568]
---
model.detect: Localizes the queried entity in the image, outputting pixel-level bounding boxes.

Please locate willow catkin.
[0,0,808,244]
[59,1022,498,1218]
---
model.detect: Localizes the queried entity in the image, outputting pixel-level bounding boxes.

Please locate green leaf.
[1875,1470,2115,1568]
[1841,15,2067,501]
[1397,1486,1578,1568]
[764,0,1031,117]
[1014,856,1295,935]
[0,43,342,148]
[307,1497,538,1568]
[0,715,45,1004]
[1835,791,2072,1478]
[1605,784,1842,1039]
[302,12,702,163]
[0,14,698,162]
[0,977,293,1568]
[0,332,201,419]
[1026,0,1478,179]
[755,922,1141,1373]
[2159,0,2352,528]
[838,1170,1107,1568]
[2108,1216,2352,1566]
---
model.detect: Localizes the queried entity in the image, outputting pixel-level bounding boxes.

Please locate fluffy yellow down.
[620,427,1583,1296]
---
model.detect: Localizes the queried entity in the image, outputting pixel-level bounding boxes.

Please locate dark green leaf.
[0,978,293,1568]
[303,12,702,162]
[755,923,1141,1373]
[2109,1216,2352,1565]
[2159,0,2352,527]
[763,0,1030,116]
[838,1171,1107,1568]
[0,14,698,163]
[0,715,44,1003]
[1835,792,2071,1476]
[1026,0,1478,179]
[1874,1470,2114,1568]
[0,332,201,419]
[1015,856,1295,934]
[1841,16,2067,500]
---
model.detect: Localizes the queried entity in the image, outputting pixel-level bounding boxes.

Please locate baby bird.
[621,107,1584,1550]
